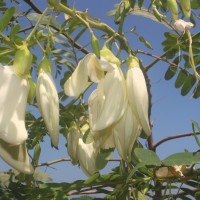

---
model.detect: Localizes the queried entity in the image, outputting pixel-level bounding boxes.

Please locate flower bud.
[13,45,33,77]
[166,0,178,21]
[67,122,80,165]
[27,75,36,104]
[180,0,191,18]
[126,55,151,136]
[91,33,100,59]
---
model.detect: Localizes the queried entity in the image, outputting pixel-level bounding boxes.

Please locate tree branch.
[36,157,121,167]
[154,132,200,149]
[23,0,42,14]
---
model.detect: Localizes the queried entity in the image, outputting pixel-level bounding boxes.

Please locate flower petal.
[0,66,29,145]
[77,138,98,176]
[114,105,141,161]
[64,58,88,97]
[92,68,127,131]
[36,72,59,147]
[0,139,34,174]
[126,67,151,136]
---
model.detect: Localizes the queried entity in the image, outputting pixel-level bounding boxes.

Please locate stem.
[26,7,50,43]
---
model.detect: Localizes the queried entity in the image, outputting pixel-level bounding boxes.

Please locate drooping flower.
[36,56,59,147]
[91,68,128,132]
[67,122,80,165]
[64,52,116,97]
[113,104,141,161]
[0,66,30,145]
[77,138,98,176]
[126,55,151,136]
[0,139,34,174]
[174,19,194,32]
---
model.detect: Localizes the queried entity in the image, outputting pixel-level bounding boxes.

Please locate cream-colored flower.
[91,68,128,131]
[126,56,151,136]
[114,104,141,161]
[0,139,33,174]
[64,53,116,97]
[174,19,194,32]
[36,57,59,147]
[77,137,98,176]
[0,66,29,145]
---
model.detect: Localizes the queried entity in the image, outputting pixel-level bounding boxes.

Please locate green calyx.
[27,75,36,105]
[100,44,121,66]
[13,45,33,77]
[38,56,53,74]
[126,55,140,69]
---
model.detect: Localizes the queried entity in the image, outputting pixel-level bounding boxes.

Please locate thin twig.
[36,157,121,167]
[23,0,43,14]
[154,132,200,149]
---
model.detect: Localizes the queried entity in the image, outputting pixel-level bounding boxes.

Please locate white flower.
[36,57,59,147]
[114,104,141,161]
[64,53,116,97]
[0,66,29,145]
[91,68,128,131]
[77,138,98,176]
[174,19,194,32]
[126,56,151,136]
[0,139,33,174]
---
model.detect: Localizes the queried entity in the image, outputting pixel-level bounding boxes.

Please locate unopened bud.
[91,33,100,59]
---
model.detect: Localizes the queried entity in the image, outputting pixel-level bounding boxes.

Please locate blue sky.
[1,0,200,183]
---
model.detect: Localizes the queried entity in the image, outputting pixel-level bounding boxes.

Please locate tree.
[0,0,200,199]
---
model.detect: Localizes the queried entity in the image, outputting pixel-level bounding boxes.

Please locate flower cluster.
[64,45,151,176]
[0,46,59,174]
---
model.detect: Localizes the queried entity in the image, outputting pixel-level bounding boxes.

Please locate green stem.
[26,6,50,42]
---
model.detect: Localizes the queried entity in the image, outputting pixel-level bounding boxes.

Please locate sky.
[1,0,200,183]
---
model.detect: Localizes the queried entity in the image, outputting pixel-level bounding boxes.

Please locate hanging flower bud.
[77,138,98,176]
[36,56,59,147]
[91,33,100,59]
[27,75,36,104]
[114,105,141,161]
[126,55,151,136]
[67,122,80,165]
[13,45,33,77]
[174,19,194,32]
[180,0,191,18]
[91,68,128,131]
[0,140,34,174]
[0,66,29,145]
[166,0,178,21]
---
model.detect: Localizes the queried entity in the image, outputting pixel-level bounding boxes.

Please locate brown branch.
[36,157,121,167]
[154,132,200,149]
[23,0,43,14]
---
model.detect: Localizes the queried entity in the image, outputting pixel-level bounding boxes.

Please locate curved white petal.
[64,58,88,97]
[84,53,104,83]
[0,139,34,174]
[126,67,151,136]
[92,68,127,131]
[98,57,117,72]
[0,66,29,145]
[77,138,98,176]
[36,72,59,147]
[114,105,141,161]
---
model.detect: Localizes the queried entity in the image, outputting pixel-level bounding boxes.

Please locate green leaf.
[181,74,196,96]
[193,81,200,99]
[9,24,20,38]
[134,148,162,166]
[95,148,114,170]
[132,190,147,200]
[0,7,15,32]
[32,143,41,166]
[162,151,200,166]
[138,0,144,8]
[175,70,188,88]
[164,66,177,80]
